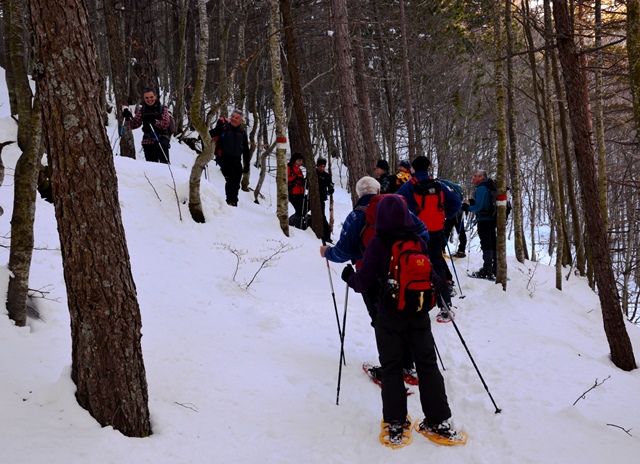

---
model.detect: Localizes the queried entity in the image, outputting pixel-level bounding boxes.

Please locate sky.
[1,71,640,463]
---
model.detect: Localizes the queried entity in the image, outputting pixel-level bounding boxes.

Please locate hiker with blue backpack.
[122,87,171,164]
[463,170,497,279]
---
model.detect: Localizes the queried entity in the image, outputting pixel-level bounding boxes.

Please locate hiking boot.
[227,201,237,207]
[472,268,494,279]
[455,251,466,258]
[436,307,456,323]
[418,419,464,442]
[388,421,404,445]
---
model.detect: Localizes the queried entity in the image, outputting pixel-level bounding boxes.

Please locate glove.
[243,165,250,174]
[461,202,469,212]
[143,113,157,125]
[328,184,335,195]
[122,108,133,121]
[468,198,475,206]
[341,264,355,283]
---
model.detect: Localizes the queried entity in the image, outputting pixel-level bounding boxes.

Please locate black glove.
[143,113,157,125]
[341,264,355,283]
[468,198,475,206]
[122,108,133,121]
[461,202,469,212]
[243,165,250,174]
[328,184,335,195]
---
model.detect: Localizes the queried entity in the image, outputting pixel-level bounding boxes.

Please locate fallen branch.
[606,423,633,436]
[174,402,198,412]
[573,376,611,406]
[144,172,161,201]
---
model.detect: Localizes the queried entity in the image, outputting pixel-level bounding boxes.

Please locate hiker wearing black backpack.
[122,87,171,164]
[396,156,462,322]
[463,170,496,279]
[319,176,430,385]
[374,159,395,194]
[315,158,334,242]
[341,194,466,448]
[209,109,251,207]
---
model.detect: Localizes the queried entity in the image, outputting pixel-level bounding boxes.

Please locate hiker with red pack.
[341,194,465,447]
[396,156,461,321]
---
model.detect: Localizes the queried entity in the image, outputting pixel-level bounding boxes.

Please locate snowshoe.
[403,368,419,386]
[468,269,495,280]
[414,418,467,446]
[363,363,414,394]
[436,308,455,323]
[380,416,413,449]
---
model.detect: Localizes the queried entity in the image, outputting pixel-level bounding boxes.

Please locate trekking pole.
[433,340,446,371]
[466,213,474,271]
[445,241,465,299]
[300,177,309,229]
[438,294,502,414]
[322,238,345,366]
[336,282,349,405]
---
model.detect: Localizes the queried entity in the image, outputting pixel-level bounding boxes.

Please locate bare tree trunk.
[103,0,135,159]
[173,0,188,135]
[268,0,290,234]
[29,0,152,434]
[188,0,215,223]
[629,0,640,145]
[353,24,377,169]
[331,0,367,204]
[493,0,509,289]
[505,0,527,263]
[280,0,323,238]
[552,0,636,371]
[398,0,416,160]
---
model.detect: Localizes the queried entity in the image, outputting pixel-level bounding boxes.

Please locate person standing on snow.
[463,170,496,279]
[287,152,306,220]
[210,109,251,207]
[122,87,171,164]
[315,158,334,243]
[340,195,466,447]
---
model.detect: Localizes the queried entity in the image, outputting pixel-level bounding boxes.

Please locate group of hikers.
[122,89,500,447]
[316,156,501,447]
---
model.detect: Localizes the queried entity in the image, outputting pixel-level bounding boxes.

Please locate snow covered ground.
[1,79,640,463]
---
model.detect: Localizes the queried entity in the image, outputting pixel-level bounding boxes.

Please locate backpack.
[356,194,407,249]
[380,238,436,316]
[480,178,498,218]
[439,179,463,201]
[411,177,446,232]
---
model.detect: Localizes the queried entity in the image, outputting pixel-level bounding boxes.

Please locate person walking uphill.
[315,158,334,242]
[397,156,461,321]
[464,170,497,279]
[340,195,466,448]
[210,109,251,207]
[122,87,171,164]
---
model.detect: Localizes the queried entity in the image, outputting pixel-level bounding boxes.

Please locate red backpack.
[381,238,436,316]
[357,194,407,249]
[411,177,445,232]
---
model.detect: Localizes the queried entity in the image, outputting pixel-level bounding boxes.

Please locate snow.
[1,75,640,463]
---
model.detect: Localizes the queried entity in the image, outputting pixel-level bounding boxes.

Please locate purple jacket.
[346,195,429,315]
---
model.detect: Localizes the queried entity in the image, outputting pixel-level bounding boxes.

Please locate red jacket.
[288,165,305,195]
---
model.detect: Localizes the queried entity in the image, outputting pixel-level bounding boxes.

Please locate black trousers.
[219,157,242,204]
[142,138,170,164]
[375,311,451,424]
[443,212,467,254]
[477,219,497,273]
[426,231,452,306]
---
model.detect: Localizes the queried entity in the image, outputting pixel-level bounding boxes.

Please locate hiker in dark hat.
[375,159,395,193]
[287,152,306,220]
[395,159,412,191]
[316,158,334,242]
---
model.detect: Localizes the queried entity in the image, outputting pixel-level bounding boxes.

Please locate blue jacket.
[396,171,462,221]
[325,194,430,264]
[468,180,493,222]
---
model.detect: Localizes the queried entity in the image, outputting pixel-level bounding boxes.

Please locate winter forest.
[1,0,639,440]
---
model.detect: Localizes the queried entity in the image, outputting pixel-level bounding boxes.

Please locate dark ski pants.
[142,138,170,164]
[477,219,497,274]
[220,158,242,204]
[375,311,451,425]
[289,194,305,217]
[362,287,413,370]
[427,231,453,306]
[444,212,467,254]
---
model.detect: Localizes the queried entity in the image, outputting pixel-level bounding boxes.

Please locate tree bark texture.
[627,0,640,145]
[28,0,152,435]
[552,0,636,371]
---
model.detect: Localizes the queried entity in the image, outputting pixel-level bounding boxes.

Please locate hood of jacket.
[375,195,415,237]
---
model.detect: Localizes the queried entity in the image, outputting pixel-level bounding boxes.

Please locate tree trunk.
[28,0,152,435]
[331,0,367,204]
[629,0,640,145]
[103,0,136,159]
[173,0,188,135]
[188,0,215,223]
[493,0,508,289]
[398,0,416,160]
[552,0,636,371]
[353,24,377,168]
[280,0,323,238]
[268,0,290,234]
